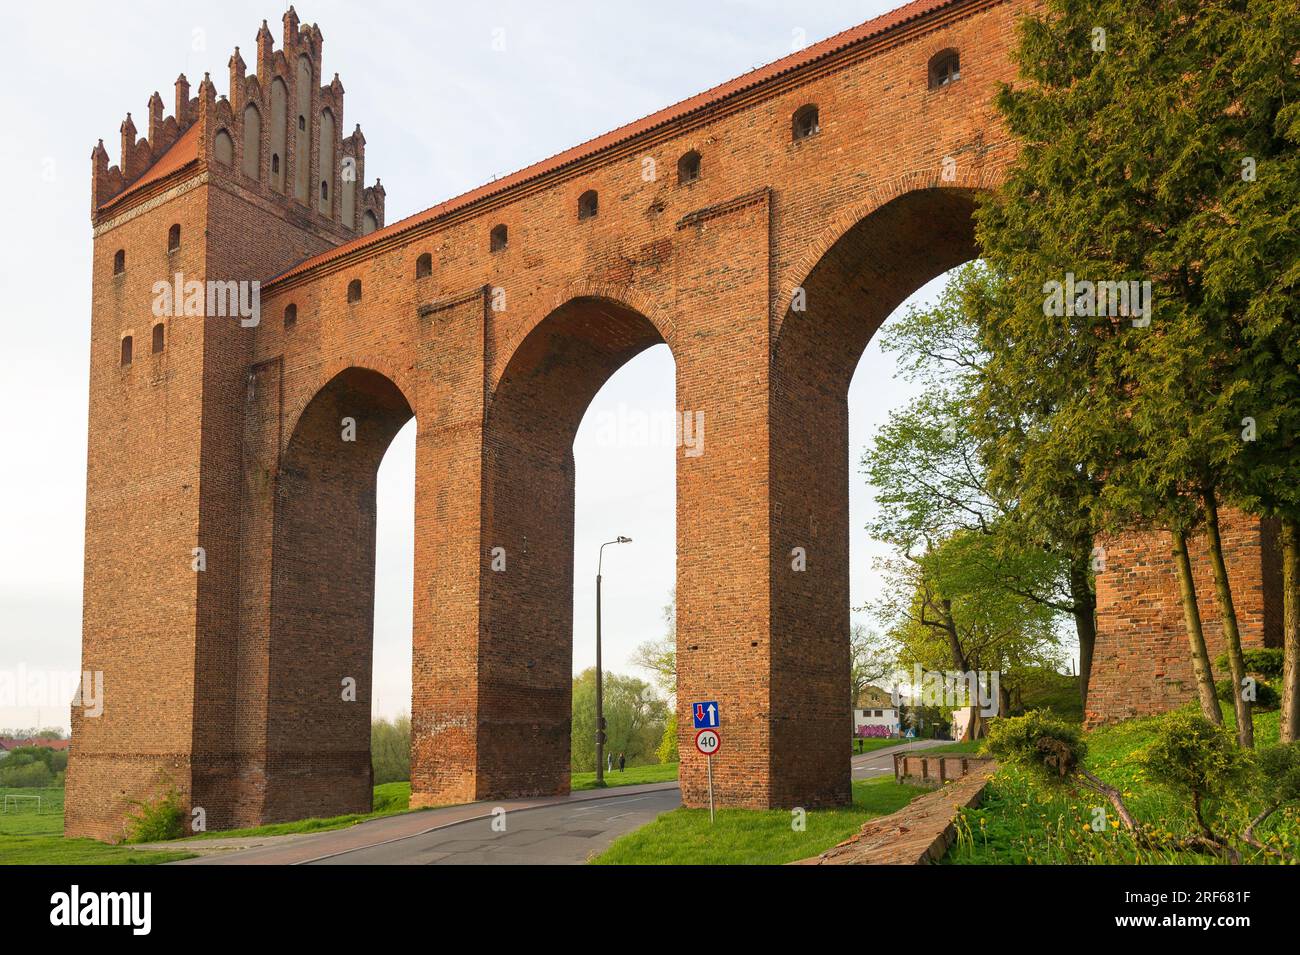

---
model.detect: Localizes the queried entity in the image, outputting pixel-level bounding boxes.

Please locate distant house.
[853,686,900,738]
[0,737,71,759]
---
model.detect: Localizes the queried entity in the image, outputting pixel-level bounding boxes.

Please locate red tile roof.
[270,0,966,284]
[0,737,71,751]
[103,123,201,210]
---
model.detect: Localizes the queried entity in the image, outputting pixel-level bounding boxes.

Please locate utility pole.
[595,536,631,786]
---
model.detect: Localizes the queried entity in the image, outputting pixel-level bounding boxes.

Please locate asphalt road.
[167,740,943,865]
[308,786,682,865]
[170,783,681,866]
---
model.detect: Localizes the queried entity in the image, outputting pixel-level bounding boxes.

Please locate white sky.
[0,1,948,731]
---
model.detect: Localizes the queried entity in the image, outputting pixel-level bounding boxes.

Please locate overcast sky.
[0,0,952,731]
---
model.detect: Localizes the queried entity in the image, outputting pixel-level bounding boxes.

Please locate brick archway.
[412,294,672,806]
[260,366,415,823]
[91,0,1264,840]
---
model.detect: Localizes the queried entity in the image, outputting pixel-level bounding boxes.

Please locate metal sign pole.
[707,753,714,823]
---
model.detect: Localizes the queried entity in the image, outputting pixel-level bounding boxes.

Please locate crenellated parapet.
[90,5,382,236]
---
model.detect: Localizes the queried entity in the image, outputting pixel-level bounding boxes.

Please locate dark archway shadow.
[265,367,414,822]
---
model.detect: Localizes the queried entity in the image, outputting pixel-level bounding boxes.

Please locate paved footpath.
[165,782,680,866]
[851,738,950,781]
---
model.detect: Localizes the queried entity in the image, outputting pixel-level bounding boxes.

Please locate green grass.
[185,781,417,840]
[0,788,192,865]
[921,739,987,755]
[592,777,930,865]
[946,707,1298,865]
[851,737,915,754]
[571,762,678,791]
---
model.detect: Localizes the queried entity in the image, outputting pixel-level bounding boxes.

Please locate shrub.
[985,710,1086,782]
[1139,711,1248,798]
[1214,647,1284,680]
[656,711,678,765]
[1214,677,1280,711]
[126,788,187,843]
[0,760,52,788]
[1256,742,1300,806]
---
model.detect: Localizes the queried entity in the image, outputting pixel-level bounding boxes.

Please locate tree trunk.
[1171,526,1224,725]
[937,597,969,672]
[1201,487,1253,748]
[1070,551,1098,715]
[1281,517,1300,744]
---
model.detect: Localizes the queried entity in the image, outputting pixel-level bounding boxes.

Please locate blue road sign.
[692,700,720,729]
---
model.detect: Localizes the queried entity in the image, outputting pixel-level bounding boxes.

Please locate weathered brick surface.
[799,763,995,864]
[1089,513,1282,727]
[68,0,1274,840]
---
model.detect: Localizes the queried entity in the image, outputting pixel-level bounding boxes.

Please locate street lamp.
[595,536,632,787]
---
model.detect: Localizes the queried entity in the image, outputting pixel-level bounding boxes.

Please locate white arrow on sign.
[707,703,717,726]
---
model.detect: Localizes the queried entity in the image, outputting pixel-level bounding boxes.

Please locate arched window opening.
[362,210,378,235]
[321,180,329,201]
[490,224,508,252]
[284,303,298,328]
[415,253,432,279]
[578,190,598,221]
[113,249,126,275]
[272,153,280,175]
[929,49,961,89]
[792,104,820,141]
[242,103,261,179]
[214,129,234,165]
[152,323,165,353]
[677,150,701,184]
[298,115,306,131]
[347,279,362,303]
[167,224,181,253]
[120,335,133,366]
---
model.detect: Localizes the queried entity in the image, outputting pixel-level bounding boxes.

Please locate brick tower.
[69,7,384,840]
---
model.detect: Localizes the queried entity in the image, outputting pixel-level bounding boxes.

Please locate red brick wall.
[1089,511,1282,727]
[79,0,1272,839]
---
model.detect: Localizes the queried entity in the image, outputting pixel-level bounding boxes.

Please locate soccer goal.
[2,794,42,814]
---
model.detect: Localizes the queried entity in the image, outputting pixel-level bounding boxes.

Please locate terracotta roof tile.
[101,123,201,211]
[270,0,964,284]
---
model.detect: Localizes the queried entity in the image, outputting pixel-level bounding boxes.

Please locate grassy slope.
[592,777,929,865]
[571,762,678,791]
[0,788,192,865]
[851,737,918,754]
[185,781,415,841]
[946,708,1297,864]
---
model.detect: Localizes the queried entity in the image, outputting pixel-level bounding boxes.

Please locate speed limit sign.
[695,728,721,755]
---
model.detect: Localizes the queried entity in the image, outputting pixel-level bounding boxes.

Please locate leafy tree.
[874,528,1065,723]
[656,711,678,764]
[1188,0,1300,742]
[631,590,676,696]
[864,262,1099,708]
[371,714,411,784]
[571,669,668,772]
[849,624,893,707]
[969,0,1300,739]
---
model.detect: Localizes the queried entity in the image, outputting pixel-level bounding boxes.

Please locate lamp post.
[595,536,632,787]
